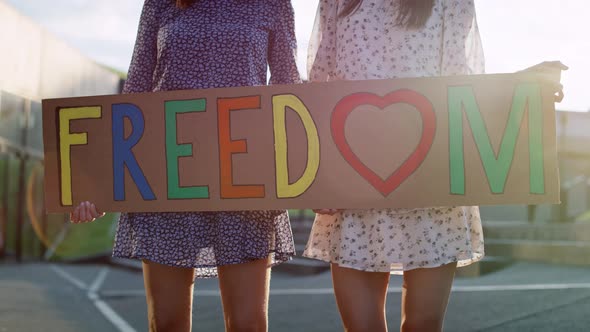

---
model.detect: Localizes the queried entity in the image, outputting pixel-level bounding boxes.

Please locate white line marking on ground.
[93,298,136,332]
[44,224,69,260]
[51,265,136,332]
[99,283,590,299]
[101,290,146,298]
[50,265,87,290]
[93,299,136,332]
[89,268,109,294]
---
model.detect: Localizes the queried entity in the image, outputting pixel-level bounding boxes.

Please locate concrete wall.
[0,0,122,154]
[0,1,121,100]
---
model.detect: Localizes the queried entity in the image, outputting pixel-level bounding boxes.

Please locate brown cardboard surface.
[42,73,559,213]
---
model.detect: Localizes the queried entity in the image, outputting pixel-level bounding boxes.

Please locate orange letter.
[218,96,265,198]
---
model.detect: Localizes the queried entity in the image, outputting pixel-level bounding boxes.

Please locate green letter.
[448,83,544,194]
[165,99,209,199]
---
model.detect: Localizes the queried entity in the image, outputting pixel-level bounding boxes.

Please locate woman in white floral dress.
[304,0,485,331]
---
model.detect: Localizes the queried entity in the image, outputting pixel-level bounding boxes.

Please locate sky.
[5,0,589,112]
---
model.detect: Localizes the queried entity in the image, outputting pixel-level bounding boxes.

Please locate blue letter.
[112,103,156,201]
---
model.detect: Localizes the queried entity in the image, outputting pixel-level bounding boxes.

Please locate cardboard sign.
[42,73,559,213]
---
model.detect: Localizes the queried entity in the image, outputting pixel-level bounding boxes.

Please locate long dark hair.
[339,0,435,29]
[176,0,196,8]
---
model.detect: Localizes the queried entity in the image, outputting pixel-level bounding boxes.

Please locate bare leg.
[331,263,390,332]
[218,256,271,332]
[142,260,195,332]
[401,263,457,332]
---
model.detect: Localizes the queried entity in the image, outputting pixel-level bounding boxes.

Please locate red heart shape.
[331,89,437,196]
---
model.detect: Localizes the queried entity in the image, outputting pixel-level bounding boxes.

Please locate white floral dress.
[303,0,485,273]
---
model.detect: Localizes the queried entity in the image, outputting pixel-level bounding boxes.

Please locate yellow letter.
[272,95,320,198]
[59,106,102,206]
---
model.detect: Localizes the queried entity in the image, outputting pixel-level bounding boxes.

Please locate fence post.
[40,175,48,259]
[15,100,31,262]
[0,154,9,258]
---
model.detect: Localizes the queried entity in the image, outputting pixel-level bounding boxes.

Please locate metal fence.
[0,92,120,262]
[0,90,47,261]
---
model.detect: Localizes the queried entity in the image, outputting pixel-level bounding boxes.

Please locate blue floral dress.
[113,0,300,278]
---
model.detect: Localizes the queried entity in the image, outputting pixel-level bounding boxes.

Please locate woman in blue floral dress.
[70,0,300,330]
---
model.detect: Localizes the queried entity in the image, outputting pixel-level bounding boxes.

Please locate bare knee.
[146,295,192,332]
[148,314,191,332]
[343,316,387,332]
[225,311,267,332]
[218,258,271,332]
[142,260,195,332]
[340,306,386,332]
[331,264,389,332]
[401,315,444,332]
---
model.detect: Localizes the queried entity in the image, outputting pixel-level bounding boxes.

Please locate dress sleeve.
[268,0,302,85]
[307,0,339,82]
[122,0,160,93]
[440,0,485,76]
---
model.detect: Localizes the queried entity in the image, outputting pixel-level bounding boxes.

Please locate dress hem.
[302,249,485,275]
[113,250,296,279]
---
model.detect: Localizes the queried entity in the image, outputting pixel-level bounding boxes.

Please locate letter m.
[448,83,544,195]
